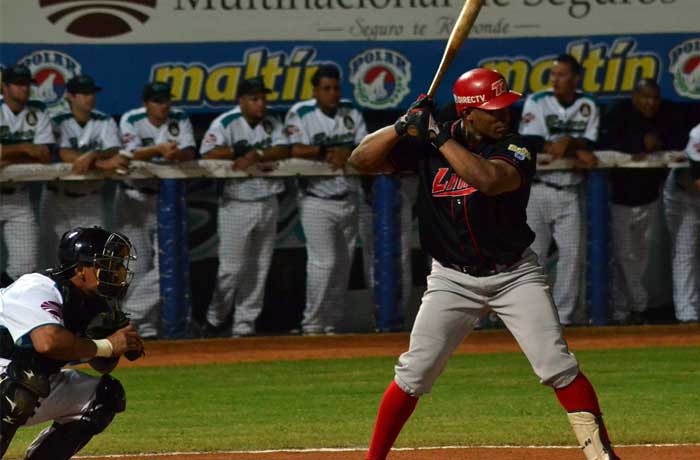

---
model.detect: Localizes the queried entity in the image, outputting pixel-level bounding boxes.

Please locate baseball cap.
[67,74,102,94]
[142,81,173,102]
[2,64,36,85]
[237,77,272,97]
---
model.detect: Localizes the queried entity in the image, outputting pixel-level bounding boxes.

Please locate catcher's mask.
[58,226,137,299]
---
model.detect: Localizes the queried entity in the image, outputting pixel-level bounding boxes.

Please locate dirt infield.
[88,324,700,460]
[122,323,700,368]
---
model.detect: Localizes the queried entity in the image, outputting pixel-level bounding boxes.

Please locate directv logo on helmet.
[349,48,412,110]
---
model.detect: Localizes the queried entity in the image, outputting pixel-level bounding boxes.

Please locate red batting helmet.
[453,68,521,115]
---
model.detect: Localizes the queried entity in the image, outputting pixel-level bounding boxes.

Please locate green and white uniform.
[284,98,367,334]
[519,90,599,325]
[200,107,287,336]
[43,109,121,259]
[117,107,195,338]
[0,97,54,282]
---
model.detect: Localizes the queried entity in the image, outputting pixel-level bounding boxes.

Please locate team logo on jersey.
[343,115,355,130]
[40,301,63,321]
[521,112,535,125]
[262,119,273,135]
[168,121,180,136]
[431,168,477,197]
[349,49,412,110]
[579,103,592,118]
[18,50,82,113]
[669,39,700,100]
[508,144,531,161]
[26,111,38,127]
[38,0,156,38]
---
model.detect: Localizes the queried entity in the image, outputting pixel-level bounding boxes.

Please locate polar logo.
[669,39,700,100]
[19,50,82,114]
[39,0,156,38]
[349,49,412,110]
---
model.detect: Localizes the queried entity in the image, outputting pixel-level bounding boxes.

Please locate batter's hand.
[573,149,598,169]
[326,146,352,170]
[404,94,436,142]
[106,324,144,359]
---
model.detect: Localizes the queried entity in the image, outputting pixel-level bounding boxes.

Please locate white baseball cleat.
[567,411,621,460]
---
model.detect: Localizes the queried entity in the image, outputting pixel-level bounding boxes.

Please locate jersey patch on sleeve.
[40,301,63,321]
[521,112,535,125]
[508,144,531,161]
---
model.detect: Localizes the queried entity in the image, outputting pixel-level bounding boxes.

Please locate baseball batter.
[350,68,619,460]
[0,226,144,459]
[200,77,290,337]
[0,64,54,286]
[44,75,127,261]
[118,82,196,338]
[285,65,367,335]
[518,54,599,326]
[663,123,700,323]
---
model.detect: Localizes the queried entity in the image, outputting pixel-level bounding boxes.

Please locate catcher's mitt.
[86,309,144,361]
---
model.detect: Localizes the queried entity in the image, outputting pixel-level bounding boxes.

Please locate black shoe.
[201,321,230,338]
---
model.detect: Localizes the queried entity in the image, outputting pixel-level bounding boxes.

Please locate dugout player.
[284,64,367,335]
[0,226,144,459]
[200,77,290,337]
[601,79,681,325]
[350,68,620,460]
[518,54,599,326]
[118,82,196,338]
[663,122,700,323]
[44,75,128,261]
[0,64,54,287]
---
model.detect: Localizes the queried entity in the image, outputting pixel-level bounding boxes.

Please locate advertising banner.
[2,35,699,115]
[1,0,696,43]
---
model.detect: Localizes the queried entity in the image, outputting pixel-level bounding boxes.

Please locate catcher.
[0,226,145,459]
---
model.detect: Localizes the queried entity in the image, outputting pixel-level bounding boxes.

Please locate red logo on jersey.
[431,168,477,197]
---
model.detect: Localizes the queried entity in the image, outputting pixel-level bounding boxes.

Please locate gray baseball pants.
[394,250,580,397]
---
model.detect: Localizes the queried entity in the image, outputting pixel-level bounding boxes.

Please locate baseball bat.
[427,0,484,97]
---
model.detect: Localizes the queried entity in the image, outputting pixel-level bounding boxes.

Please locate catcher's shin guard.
[567,411,620,460]
[24,374,125,460]
[0,361,50,457]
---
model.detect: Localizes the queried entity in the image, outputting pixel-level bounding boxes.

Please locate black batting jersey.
[389,121,537,269]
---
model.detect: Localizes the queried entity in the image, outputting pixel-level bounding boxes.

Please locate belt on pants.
[305,191,350,201]
[446,258,519,278]
[0,185,23,194]
[533,178,580,191]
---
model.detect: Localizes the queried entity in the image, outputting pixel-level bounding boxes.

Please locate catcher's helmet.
[453,68,521,115]
[58,226,136,299]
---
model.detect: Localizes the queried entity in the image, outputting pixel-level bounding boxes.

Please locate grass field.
[7,346,700,458]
